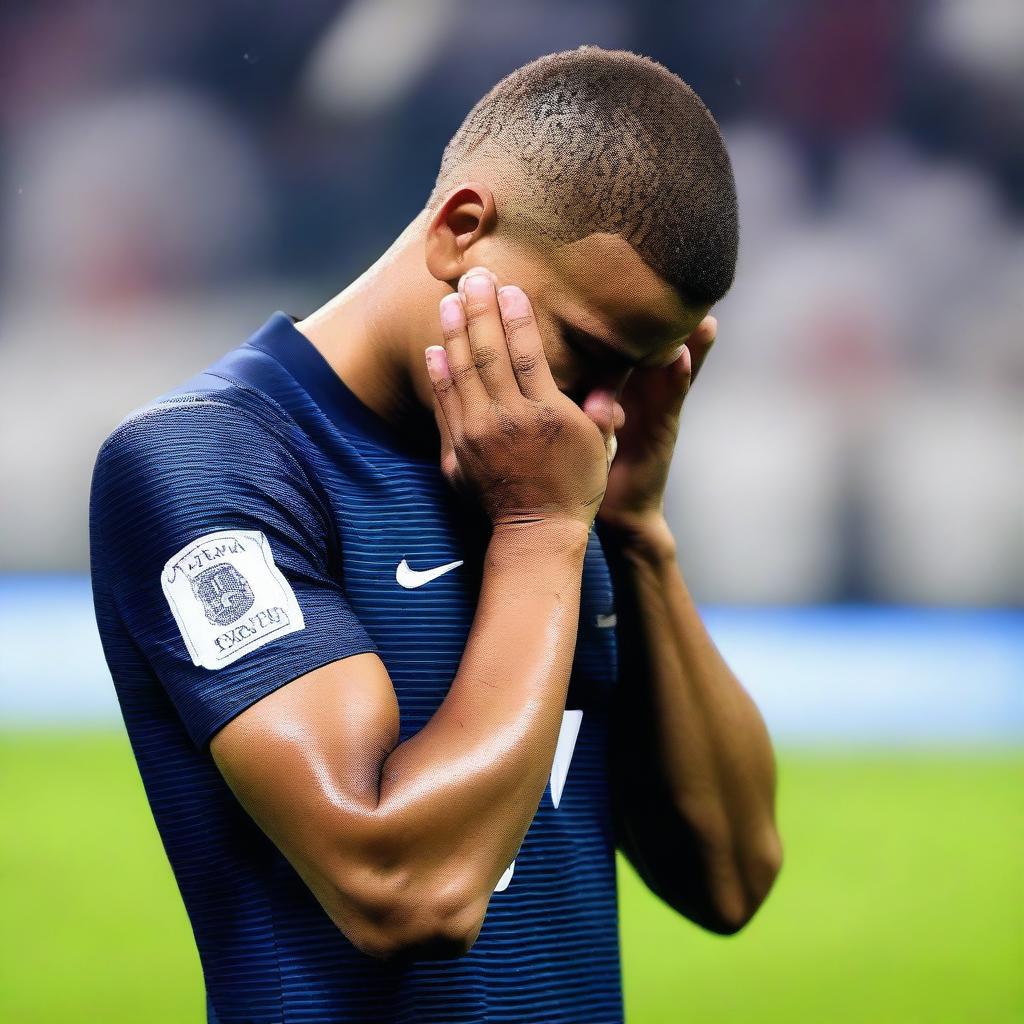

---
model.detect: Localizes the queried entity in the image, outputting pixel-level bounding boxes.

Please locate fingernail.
[458,265,497,294]
[439,293,464,331]
[463,272,492,300]
[425,344,449,375]
[497,285,528,316]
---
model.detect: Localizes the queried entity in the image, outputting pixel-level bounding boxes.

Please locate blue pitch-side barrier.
[1,575,1021,745]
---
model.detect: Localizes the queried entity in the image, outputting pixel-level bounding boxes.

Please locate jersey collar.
[243,311,437,462]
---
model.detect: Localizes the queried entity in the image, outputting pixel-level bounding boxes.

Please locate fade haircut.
[427,45,739,308]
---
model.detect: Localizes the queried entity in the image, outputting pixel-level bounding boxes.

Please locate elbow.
[370,898,487,963]
[325,861,489,962]
[351,913,485,963]
[706,827,784,936]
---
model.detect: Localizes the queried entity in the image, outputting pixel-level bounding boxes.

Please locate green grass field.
[1,733,1021,1023]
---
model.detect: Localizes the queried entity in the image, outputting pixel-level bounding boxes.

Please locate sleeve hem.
[193,641,381,751]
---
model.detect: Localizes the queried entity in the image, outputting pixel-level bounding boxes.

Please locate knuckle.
[512,350,541,377]
[463,298,491,323]
[448,360,477,386]
[501,314,534,345]
[461,412,490,446]
[533,403,564,441]
[472,346,500,373]
[431,374,455,398]
[495,407,522,439]
[441,451,460,480]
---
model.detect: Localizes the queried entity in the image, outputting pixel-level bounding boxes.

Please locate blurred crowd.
[0,0,1020,604]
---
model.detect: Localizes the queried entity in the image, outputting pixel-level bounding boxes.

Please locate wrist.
[597,511,677,565]
[488,517,591,562]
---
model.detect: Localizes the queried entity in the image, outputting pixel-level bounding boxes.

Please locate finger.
[581,387,617,439]
[424,341,462,451]
[439,292,489,412]
[456,264,497,297]
[495,285,560,401]
[612,400,625,432]
[425,345,469,488]
[686,315,717,383]
[581,387,621,467]
[459,268,521,404]
[670,344,693,410]
[433,396,461,486]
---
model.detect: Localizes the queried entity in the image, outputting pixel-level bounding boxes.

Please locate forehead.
[543,231,704,348]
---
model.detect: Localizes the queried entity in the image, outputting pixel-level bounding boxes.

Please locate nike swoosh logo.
[550,709,583,809]
[396,557,464,589]
[494,859,515,893]
[493,709,583,895]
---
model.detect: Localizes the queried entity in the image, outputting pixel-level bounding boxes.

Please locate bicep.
[210,652,400,934]
[211,652,397,866]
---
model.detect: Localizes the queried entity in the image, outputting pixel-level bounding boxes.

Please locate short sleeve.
[90,397,379,748]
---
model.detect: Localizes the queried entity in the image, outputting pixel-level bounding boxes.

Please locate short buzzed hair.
[427,45,739,308]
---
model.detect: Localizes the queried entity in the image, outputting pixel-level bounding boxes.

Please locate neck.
[294,209,447,453]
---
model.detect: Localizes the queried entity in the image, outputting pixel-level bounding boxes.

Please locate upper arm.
[209,651,413,953]
[91,401,474,957]
[90,399,379,747]
[209,644,487,960]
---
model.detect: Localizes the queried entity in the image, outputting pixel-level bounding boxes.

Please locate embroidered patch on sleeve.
[161,529,305,671]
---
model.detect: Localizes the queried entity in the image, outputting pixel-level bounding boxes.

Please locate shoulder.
[89,394,343,611]
[94,383,310,492]
[98,379,292,461]
[89,385,330,553]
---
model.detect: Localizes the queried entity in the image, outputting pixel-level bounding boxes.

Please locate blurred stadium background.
[0,1,1020,1021]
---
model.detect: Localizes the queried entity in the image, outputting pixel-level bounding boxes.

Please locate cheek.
[544,345,573,382]
[534,323,576,391]
[548,349,589,396]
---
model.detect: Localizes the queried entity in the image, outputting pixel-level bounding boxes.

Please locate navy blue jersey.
[89,312,624,1023]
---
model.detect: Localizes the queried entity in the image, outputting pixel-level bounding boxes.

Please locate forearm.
[603,518,781,930]
[211,518,592,960]
[376,518,589,889]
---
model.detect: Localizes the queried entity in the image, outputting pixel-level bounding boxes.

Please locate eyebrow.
[598,336,647,368]
[576,317,686,370]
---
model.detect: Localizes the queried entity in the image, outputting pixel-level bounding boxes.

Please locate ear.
[424,182,498,285]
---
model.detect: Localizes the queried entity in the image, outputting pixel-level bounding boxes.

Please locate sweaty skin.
[211,271,611,960]
[212,177,782,957]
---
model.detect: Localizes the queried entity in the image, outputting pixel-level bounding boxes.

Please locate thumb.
[581,387,623,465]
[581,387,616,437]
[669,344,693,409]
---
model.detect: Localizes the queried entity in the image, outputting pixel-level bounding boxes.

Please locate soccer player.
[90,47,781,1024]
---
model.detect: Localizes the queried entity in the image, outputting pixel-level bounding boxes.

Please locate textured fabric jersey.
[90,312,624,1023]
